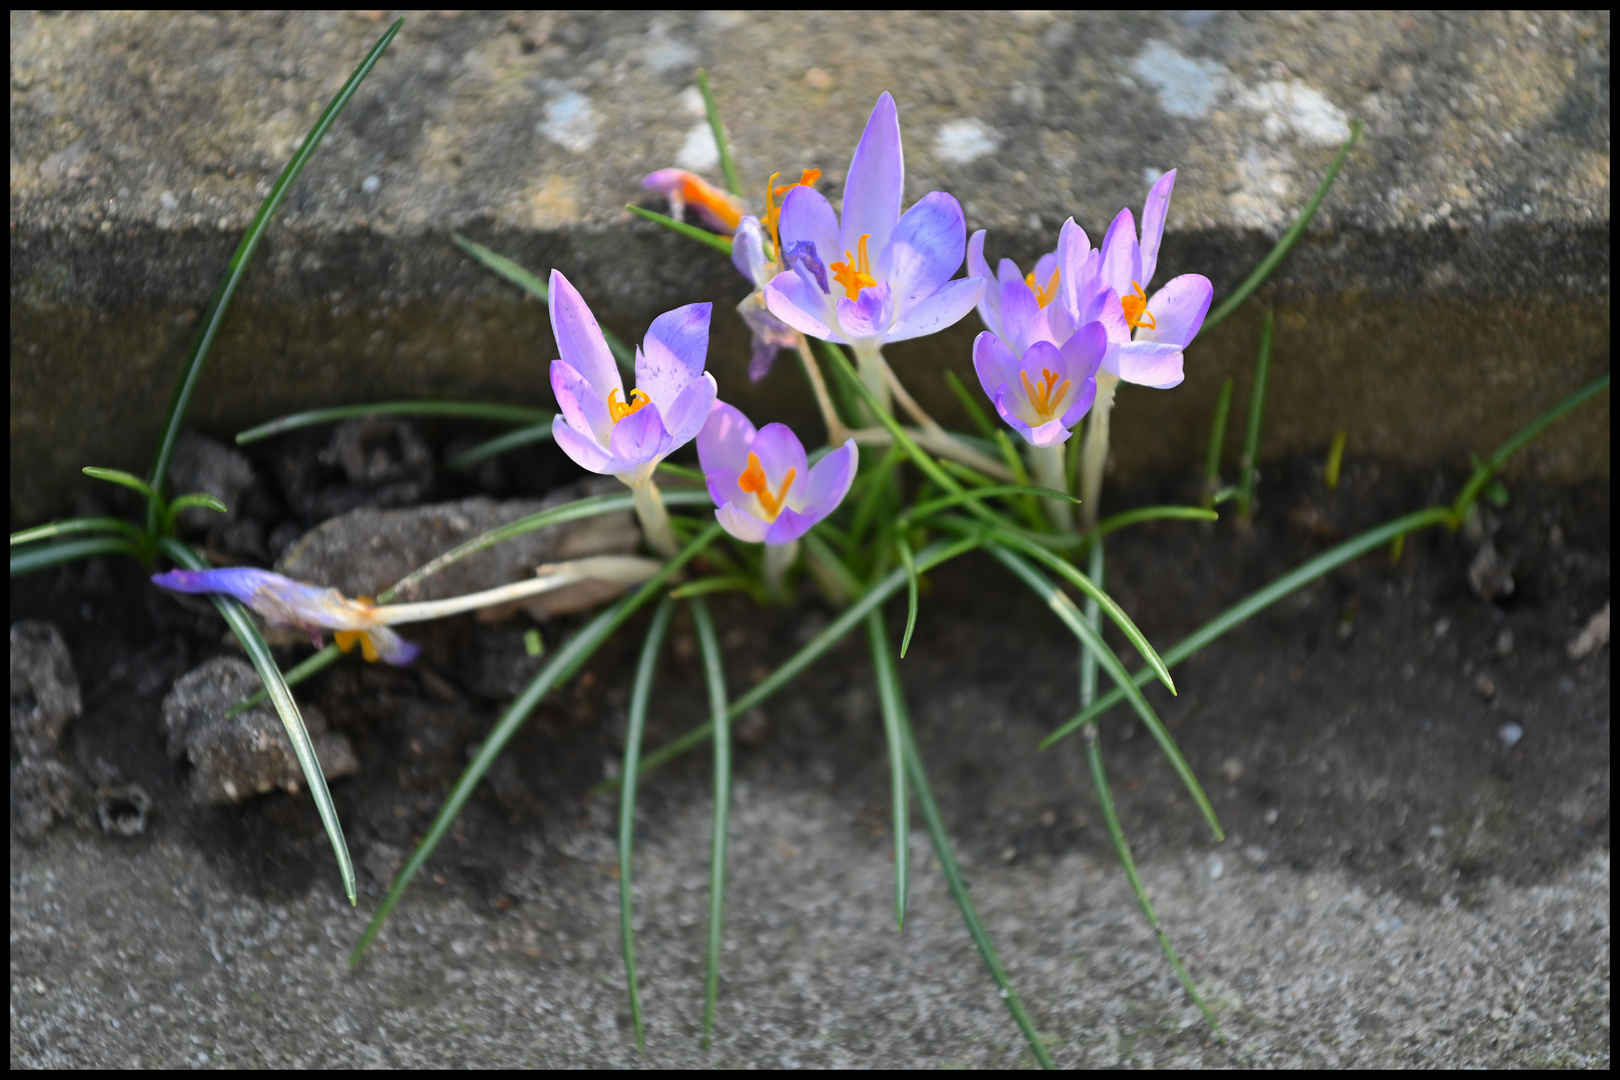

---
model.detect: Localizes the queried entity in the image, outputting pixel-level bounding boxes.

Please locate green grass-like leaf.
[1237,311,1274,522]
[82,467,159,501]
[1203,376,1235,506]
[10,516,144,547]
[1095,505,1219,538]
[442,422,556,470]
[896,533,920,659]
[1203,120,1363,331]
[943,369,997,441]
[157,538,356,905]
[865,611,911,928]
[696,69,743,198]
[689,597,733,1048]
[148,18,404,533]
[228,644,343,717]
[352,523,724,965]
[236,401,552,444]
[618,597,675,1051]
[626,204,735,256]
[10,536,142,577]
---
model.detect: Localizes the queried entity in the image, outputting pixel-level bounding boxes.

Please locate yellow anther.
[1024,267,1061,308]
[1121,281,1157,331]
[334,630,381,664]
[829,233,878,300]
[607,388,653,423]
[764,168,821,260]
[738,451,796,520]
[1019,367,1071,422]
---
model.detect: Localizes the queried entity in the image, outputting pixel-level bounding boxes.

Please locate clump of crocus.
[641,168,746,234]
[548,270,717,555]
[697,401,856,594]
[152,568,419,665]
[764,93,983,410]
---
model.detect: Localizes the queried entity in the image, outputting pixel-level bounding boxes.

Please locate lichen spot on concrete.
[1130,40,1230,119]
[676,122,720,172]
[1237,80,1351,146]
[935,119,999,166]
[540,92,598,154]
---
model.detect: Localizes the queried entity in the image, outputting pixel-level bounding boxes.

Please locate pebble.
[1498,722,1524,748]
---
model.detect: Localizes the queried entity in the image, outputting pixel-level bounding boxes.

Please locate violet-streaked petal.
[996,257,1025,290]
[606,403,669,466]
[658,372,718,450]
[972,331,1020,402]
[1055,217,1093,316]
[1097,208,1142,299]
[715,502,771,543]
[697,400,757,478]
[151,567,273,606]
[705,468,745,513]
[637,302,711,412]
[765,271,839,341]
[793,440,857,519]
[548,271,620,398]
[1139,169,1176,287]
[1060,320,1109,383]
[748,340,781,382]
[1115,341,1186,389]
[785,240,829,295]
[778,184,842,272]
[1000,276,1042,354]
[967,229,1001,336]
[749,423,809,487]
[1139,273,1213,349]
[764,506,818,546]
[886,191,966,316]
[835,281,893,342]
[551,359,613,446]
[1088,287,1132,345]
[365,626,419,666]
[552,414,615,474]
[731,215,773,288]
[884,276,983,343]
[841,92,903,263]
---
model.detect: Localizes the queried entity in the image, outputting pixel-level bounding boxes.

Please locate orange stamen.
[1121,282,1157,331]
[608,388,653,423]
[737,450,796,519]
[334,630,381,664]
[677,172,745,231]
[1024,267,1061,308]
[1019,367,1072,422]
[829,233,877,300]
[764,168,822,259]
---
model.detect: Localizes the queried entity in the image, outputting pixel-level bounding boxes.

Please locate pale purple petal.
[1115,341,1186,389]
[1059,321,1108,386]
[778,184,842,271]
[365,626,419,666]
[835,280,894,341]
[885,191,966,316]
[785,240,830,295]
[990,385,1040,444]
[637,303,711,412]
[972,331,1020,403]
[715,502,771,543]
[967,229,1000,336]
[697,400,756,479]
[1097,208,1142,300]
[1023,418,1072,448]
[765,271,839,341]
[552,414,615,474]
[1139,169,1176,287]
[1139,273,1212,349]
[731,215,773,288]
[548,271,620,398]
[1056,377,1099,430]
[1030,252,1059,292]
[737,295,795,381]
[1055,217,1094,317]
[841,92,903,262]
[606,404,669,466]
[1087,287,1132,345]
[749,423,808,486]
[764,506,818,546]
[1000,276,1042,354]
[658,372,718,450]
[884,276,983,343]
[551,359,613,446]
[792,440,857,519]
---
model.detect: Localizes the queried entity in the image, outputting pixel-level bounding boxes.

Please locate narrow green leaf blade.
[11,516,144,547]
[11,536,142,576]
[689,597,733,1047]
[865,611,911,929]
[696,69,743,198]
[1096,505,1220,538]
[897,534,920,659]
[82,467,158,501]
[626,204,734,255]
[443,422,556,470]
[237,400,552,444]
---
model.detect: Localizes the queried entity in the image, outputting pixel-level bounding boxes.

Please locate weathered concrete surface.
[10,10,1611,519]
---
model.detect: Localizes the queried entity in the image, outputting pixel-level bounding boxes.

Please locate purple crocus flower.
[548,270,717,485]
[151,568,418,665]
[696,402,857,545]
[731,214,799,381]
[972,320,1107,449]
[762,93,984,351]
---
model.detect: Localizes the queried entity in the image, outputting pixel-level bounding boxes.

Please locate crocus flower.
[641,168,746,234]
[731,213,799,381]
[697,402,856,545]
[152,568,418,665]
[972,320,1107,448]
[548,270,716,487]
[763,93,983,351]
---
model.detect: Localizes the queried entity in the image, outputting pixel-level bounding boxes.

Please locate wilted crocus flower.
[641,168,746,234]
[151,568,419,665]
[731,214,799,381]
[548,270,717,555]
[697,402,856,547]
[763,93,983,405]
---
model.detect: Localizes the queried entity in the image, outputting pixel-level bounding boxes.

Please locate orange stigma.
[334,630,381,663]
[829,234,878,300]
[737,450,796,519]
[1019,367,1071,422]
[608,388,653,423]
[764,168,822,258]
[1024,267,1061,308]
[678,172,745,231]
[1121,282,1157,331]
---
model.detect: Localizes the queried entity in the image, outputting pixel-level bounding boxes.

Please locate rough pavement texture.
[10,10,1610,518]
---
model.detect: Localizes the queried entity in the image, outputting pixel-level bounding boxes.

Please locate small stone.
[1474,672,1496,699]
[803,66,835,90]
[361,174,380,194]
[1467,541,1515,601]
[1219,756,1244,782]
[1264,807,1280,825]
[10,621,82,759]
[1567,602,1609,660]
[1493,628,1515,656]
[1498,722,1523,748]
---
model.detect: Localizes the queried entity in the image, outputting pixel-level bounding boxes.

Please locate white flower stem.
[1028,442,1073,531]
[1079,371,1120,533]
[629,476,678,558]
[762,539,799,602]
[853,343,893,420]
[845,425,1016,482]
[366,556,663,625]
[790,331,851,445]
